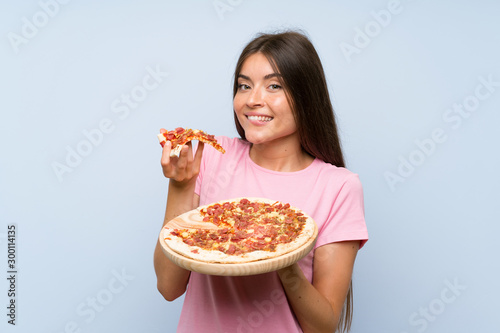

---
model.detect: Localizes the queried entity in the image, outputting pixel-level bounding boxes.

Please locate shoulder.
[311,160,363,190]
[311,162,368,249]
[205,136,250,163]
[215,136,249,152]
[200,136,249,171]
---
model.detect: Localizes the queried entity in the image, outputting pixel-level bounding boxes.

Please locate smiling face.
[233,53,299,147]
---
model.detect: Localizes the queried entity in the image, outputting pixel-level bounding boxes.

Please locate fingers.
[161,141,173,178]
[161,140,204,183]
[175,144,194,182]
[176,144,191,170]
[193,142,204,173]
[161,141,172,164]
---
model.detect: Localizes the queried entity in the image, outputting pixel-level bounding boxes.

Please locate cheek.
[233,100,245,124]
[268,94,289,110]
[233,95,244,112]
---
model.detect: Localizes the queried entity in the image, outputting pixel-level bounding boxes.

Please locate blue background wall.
[1,1,498,332]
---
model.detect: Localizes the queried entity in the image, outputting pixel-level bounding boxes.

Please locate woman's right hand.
[160,128,205,186]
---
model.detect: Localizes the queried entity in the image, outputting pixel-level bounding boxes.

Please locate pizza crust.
[162,197,317,264]
[157,133,183,157]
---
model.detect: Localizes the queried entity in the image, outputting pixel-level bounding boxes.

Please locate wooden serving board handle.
[165,210,220,230]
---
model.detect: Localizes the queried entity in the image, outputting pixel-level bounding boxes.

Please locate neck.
[249,139,314,172]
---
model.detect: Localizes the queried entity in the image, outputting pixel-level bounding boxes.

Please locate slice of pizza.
[157,127,226,157]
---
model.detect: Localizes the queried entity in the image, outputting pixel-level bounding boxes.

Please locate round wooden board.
[158,200,318,276]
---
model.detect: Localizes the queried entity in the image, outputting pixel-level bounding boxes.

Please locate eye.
[238,83,251,91]
[269,84,281,90]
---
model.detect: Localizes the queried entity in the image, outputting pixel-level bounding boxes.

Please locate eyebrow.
[237,73,283,81]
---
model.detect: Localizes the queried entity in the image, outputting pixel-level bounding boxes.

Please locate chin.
[244,134,264,145]
[246,135,279,146]
[245,135,264,145]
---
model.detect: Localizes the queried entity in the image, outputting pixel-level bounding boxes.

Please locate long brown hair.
[233,30,345,168]
[233,31,353,332]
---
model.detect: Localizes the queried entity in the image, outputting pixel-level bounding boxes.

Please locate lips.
[246,115,273,123]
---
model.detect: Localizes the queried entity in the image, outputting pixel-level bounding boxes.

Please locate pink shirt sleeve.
[316,174,368,249]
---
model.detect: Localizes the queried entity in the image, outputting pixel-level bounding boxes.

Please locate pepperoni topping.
[172,199,307,255]
[159,127,226,154]
[226,244,236,255]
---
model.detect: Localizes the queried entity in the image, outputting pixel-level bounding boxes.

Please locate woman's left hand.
[277,241,360,333]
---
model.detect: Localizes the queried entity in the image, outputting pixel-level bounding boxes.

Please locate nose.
[247,88,264,108]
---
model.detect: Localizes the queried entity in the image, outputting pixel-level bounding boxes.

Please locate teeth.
[247,115,273,122]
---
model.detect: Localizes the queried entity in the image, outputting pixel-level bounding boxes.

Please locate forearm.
[154,240,190,301]
[277,264,337,333]
[154,180,199,301]
[163,179,198,223]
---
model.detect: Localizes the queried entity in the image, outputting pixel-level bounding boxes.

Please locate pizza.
[162,197,317,264]
[157,127,225,157]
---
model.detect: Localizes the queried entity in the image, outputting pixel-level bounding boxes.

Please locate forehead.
[239,53,278,76]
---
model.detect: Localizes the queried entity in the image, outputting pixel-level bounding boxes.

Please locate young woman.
[154,31,368,333]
